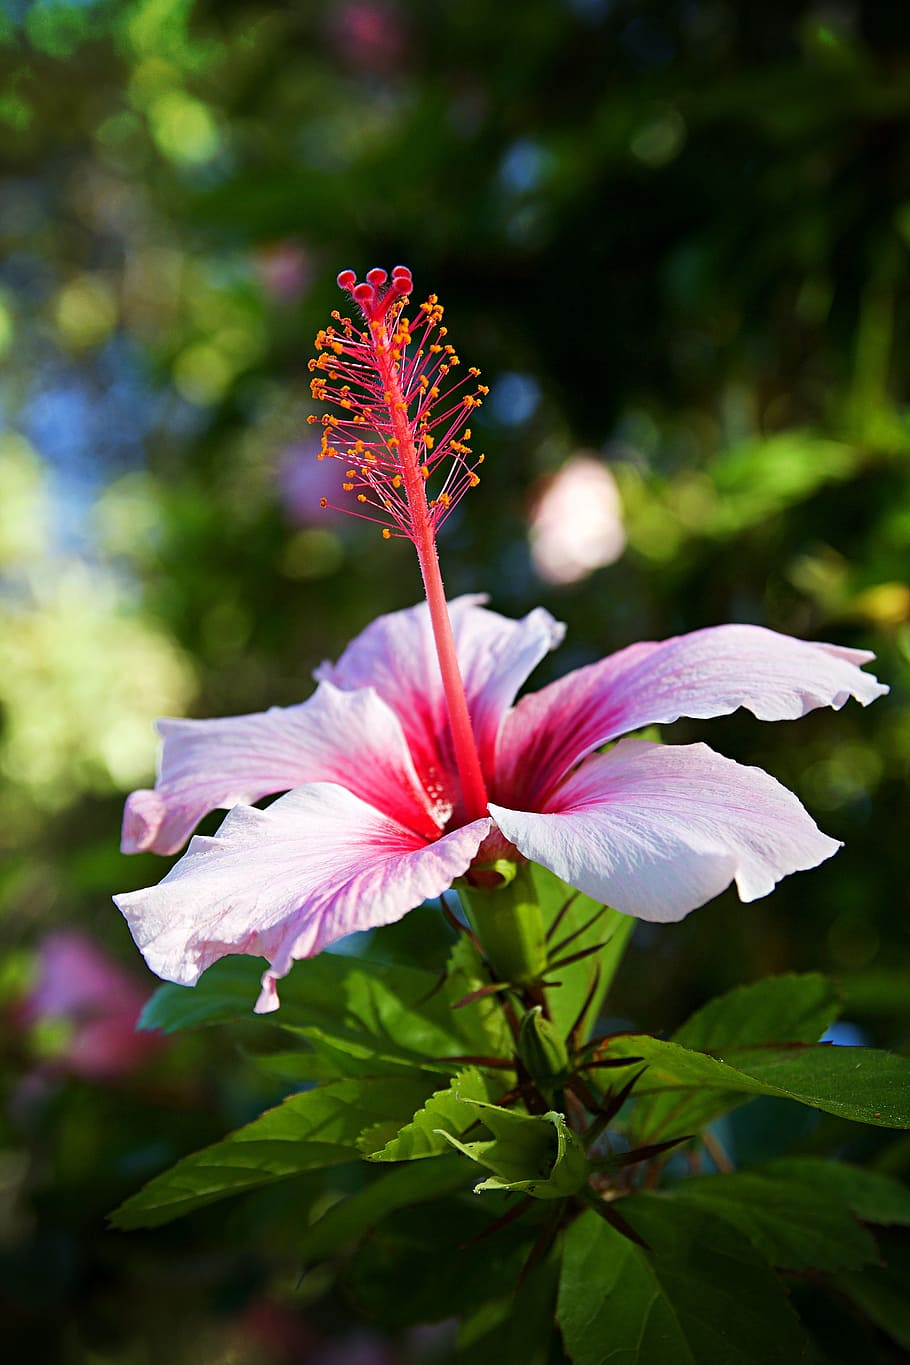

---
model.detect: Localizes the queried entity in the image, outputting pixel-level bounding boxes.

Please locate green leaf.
[530,863,633,1043]
[557,1195,811,1364]
[344,1195,538,1328]
[365,1067,494,1161]
[139,956,292,1031]
[298,1155,469,1263]
[631,974,841,1141]
[457,1237,563,1365]
[290,1023,451,1079]
[837,1234,910,1351]
[610,1035,910,1140]
[141,950,484,1068]
[109,1074,430,1229]
[243,1047,347,1084]
[665,1169,878,1271]
[444,935,512,1057]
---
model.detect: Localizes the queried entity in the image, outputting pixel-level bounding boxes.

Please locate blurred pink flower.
[326,1,408,74]
[530,455,625,585]
[115,597,886,1013]
[22,931,163,1081]
[253,241,312,304]
[277,441,349,527]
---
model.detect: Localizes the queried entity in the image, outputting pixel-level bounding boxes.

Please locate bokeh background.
[1,0,908,1360]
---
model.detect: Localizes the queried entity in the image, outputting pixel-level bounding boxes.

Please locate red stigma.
[308,267,487,542]
[337,264,414,323]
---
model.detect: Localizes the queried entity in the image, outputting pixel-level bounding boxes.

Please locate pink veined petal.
[489,738,841,924]
[114,783,491,1013]
[495,624,888,810]
[121,681,442,857]
[315,594,564,802]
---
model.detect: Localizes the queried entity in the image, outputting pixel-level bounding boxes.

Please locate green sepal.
[458,863,548,986]
[436,1096,589,1199]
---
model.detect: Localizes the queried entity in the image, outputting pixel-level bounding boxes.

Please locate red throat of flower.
[308,266,490,825]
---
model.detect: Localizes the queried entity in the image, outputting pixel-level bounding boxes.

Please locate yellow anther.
[392,475,402,488]
[382,527,391,539]
[320,497,328,507]
[342,482,354,491]
[420,465,430,479]
[357,494,367,503]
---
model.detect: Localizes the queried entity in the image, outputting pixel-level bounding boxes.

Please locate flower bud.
[518,1005,571,1098]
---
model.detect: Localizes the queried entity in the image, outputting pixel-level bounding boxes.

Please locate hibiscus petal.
[315,595,564,797]
[489,739,840,923]
[496,624,887,808]
[121,682,442,856]
[115,783,490,1011]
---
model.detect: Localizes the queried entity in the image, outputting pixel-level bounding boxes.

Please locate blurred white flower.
[529,455,626,584]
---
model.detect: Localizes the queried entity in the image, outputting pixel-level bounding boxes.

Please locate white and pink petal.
[115,783,490,1013]
[489,739,840,924]
[315,595,563,797]
[121,681,441,857]
[496,624,887,808]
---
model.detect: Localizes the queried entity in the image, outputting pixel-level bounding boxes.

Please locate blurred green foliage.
[1,0,909,1359]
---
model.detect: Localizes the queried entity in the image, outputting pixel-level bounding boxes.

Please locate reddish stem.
[370,319,490,823]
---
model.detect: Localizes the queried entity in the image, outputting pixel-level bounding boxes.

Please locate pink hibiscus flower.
[21,930,163,1081]
[114,267,887,1013]
[115,595,885,1012]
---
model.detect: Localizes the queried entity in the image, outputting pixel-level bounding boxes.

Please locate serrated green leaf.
[557,1196,811,1365]
[109,1074,430,1229]
[611,1035,910,1140]
[765,1157,910,1227]
[665,1169,878,1271]
[631,974,841,1141]
[298,1155,469,1263]
[365,1067,493,1161]
[674,974,840,1050]
[529,863,633,1042]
